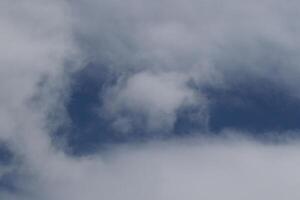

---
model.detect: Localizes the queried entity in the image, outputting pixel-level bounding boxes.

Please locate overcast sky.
[1,0,300,199]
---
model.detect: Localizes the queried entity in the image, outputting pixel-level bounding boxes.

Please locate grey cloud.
[5,135,300,200]
[70,0,300,130]
[2,0,300,199]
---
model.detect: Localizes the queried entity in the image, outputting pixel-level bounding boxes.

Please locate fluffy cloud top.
[103,71,200,132]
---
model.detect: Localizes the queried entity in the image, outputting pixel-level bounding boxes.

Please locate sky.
[1,0,300,199]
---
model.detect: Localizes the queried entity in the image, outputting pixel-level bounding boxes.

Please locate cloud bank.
[1,0,300,199]
[4,136,300,200]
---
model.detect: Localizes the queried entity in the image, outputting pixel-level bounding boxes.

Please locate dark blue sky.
[54,63,300,155]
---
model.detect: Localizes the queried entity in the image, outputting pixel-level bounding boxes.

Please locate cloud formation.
[71,0,300,131]
[1,0,300,199]
[103,71,200,132]
[4,135,300,200]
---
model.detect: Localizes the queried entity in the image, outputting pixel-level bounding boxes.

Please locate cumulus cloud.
[103,71,201,132]
[2,0,300,200]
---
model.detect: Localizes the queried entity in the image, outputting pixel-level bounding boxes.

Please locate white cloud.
[103,71,201,131]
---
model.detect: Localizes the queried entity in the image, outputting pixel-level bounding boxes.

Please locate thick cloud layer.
[1,0,300,199]
[4,135,300,200]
